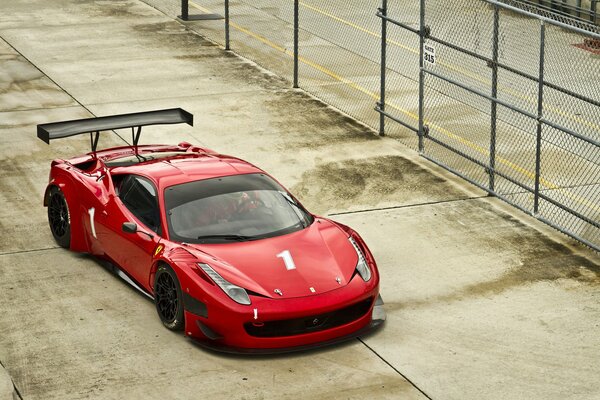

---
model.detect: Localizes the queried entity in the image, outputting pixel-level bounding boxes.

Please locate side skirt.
[105,262,154,300]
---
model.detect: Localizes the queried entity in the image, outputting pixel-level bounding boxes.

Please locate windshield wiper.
[196,234,255,242]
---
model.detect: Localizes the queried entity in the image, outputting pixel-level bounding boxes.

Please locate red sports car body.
[38,108,384,353]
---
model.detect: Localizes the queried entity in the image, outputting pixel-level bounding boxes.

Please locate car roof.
[114,154,263,189]
[67,144,264,190]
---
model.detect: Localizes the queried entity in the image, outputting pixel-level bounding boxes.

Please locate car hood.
[189,219,358,299]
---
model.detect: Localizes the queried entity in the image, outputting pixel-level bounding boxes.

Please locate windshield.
[165,174,313,243]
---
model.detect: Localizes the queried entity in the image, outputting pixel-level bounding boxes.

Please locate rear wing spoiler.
[37,108,194,152]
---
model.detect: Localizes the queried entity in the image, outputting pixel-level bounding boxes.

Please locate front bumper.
[186,294,386,355]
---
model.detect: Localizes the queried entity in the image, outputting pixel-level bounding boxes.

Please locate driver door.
[96,174,162,292]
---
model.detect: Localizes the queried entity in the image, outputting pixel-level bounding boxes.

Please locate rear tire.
[47,186,71,248]
[154,264,185,331]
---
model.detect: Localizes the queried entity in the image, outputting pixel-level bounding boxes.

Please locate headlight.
[198,263,251,305]
[349,237,371,282]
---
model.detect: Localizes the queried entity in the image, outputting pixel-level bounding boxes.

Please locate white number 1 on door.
[276,250,296,270]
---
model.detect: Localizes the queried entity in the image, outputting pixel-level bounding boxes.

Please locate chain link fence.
[139,0,599,251]
[511,0,598,24]
[139,0,416,138]
[382,0,599,250]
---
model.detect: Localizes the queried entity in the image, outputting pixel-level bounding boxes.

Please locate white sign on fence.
[424,44,436,66]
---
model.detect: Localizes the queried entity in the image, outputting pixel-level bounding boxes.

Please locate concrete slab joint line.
[0,361,19,400]
[1,0,599,399]
[327,195,488,217]
[358,339,434,400]
[0,36,130,147]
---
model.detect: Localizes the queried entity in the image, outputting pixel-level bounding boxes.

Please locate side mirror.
[122,222,138,234]
[122,221,155,239]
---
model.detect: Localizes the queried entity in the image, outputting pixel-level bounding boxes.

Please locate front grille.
[244,297,373,338]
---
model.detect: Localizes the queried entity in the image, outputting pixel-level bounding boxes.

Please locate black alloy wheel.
[154,264,184,331]
[47,186,71,248]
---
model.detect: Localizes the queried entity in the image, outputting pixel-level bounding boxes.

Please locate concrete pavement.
[334,198,600,399]
[0,0,599,399]
[0,361,16,400]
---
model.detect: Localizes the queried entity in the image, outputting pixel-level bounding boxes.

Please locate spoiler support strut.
[90,131,100,153]
[132,126,142,148]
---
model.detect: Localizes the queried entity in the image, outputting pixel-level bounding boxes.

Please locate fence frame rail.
[376,0,599,252]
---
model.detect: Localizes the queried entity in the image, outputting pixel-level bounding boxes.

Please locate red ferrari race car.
[38,108,385,353]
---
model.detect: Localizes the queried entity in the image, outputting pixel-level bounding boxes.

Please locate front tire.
[47,186,71,248]
[154,264,185,331]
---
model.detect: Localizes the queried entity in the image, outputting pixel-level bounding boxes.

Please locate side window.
[117,175,162,235]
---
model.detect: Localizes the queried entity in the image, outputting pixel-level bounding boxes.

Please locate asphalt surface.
[0,0,599,399]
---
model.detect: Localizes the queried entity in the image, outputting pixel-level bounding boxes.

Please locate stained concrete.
[0,1,431,399]
[334,199,600,399]
[0,0,598,399]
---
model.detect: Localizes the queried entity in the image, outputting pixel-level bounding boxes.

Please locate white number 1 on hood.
[276,250,296,270]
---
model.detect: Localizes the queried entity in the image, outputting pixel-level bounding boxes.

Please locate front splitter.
[190,294,386,355]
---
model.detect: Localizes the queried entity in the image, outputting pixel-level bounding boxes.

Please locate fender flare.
[44,173,90,253]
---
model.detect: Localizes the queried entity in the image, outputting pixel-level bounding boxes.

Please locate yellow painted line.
[300,1,488,83]
[300,2,414,51]
[300,1,600,133]
[189,1,599,213]
[190,2,221,17]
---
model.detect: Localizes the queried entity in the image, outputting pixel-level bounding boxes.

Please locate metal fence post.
[378,0,387,136]
[293,0,299,88]
[225,0,230,50]
[534,21,546,214]
[181,0,189,21]
[489,6,499,192]
[592,0,598,23]
[417,0,426,153]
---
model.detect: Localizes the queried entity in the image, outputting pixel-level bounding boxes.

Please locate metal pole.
[534,21,546,214]
[378,0,387,136]
[576,0,582,19]
[592,0,598,23]
[489,6,499,192]
[418,0,426,153]
[293,0,299,88]
[181,0,189,21]
[225,0,230,50]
